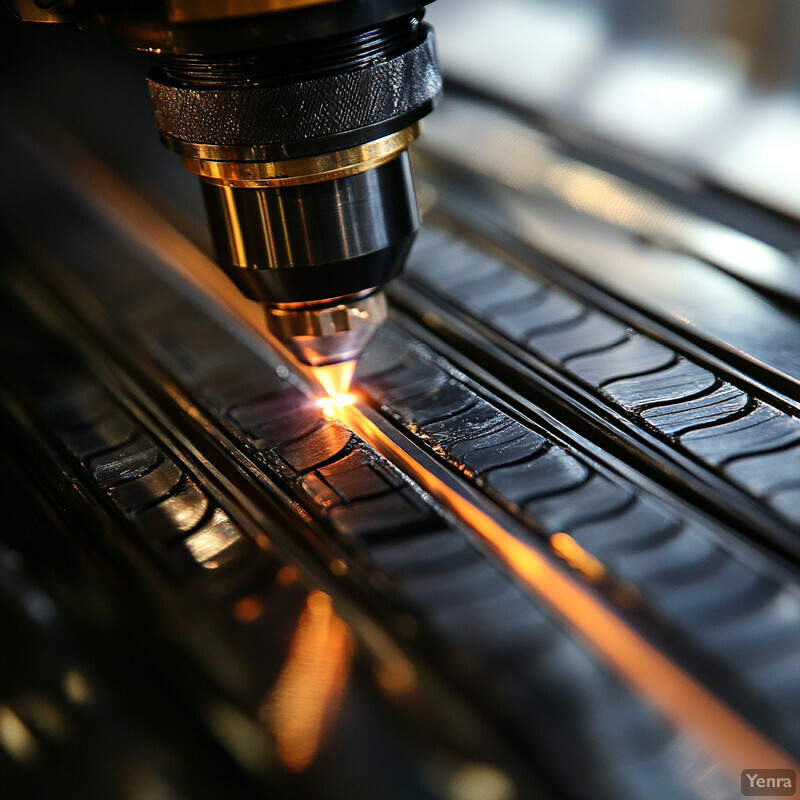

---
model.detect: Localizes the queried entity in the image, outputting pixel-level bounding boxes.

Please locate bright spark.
[318,394,356,420]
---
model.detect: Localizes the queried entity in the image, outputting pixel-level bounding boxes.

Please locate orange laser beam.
[335,402,798,778]
[312,361,357,397]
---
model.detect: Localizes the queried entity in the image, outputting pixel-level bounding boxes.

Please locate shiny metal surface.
[421,98,800,304]
[182,125,421,188]
[203,154,418,272]
[199,144,414,368]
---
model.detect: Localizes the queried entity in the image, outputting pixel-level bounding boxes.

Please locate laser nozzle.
[265,289,388,393]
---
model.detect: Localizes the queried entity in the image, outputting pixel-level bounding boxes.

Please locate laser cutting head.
[190,129,420,370]
[7,0,441,374]
[145,5,441,371]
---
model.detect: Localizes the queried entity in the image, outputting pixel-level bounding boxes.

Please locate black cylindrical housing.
[201,153,419,304]
[148,17,440,159]
[144,7,439,311]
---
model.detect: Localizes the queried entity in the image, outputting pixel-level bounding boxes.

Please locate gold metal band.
[166,0,342,23]
[182,124,421,188]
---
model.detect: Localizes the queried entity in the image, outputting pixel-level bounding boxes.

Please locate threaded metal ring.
[147,26,440,149]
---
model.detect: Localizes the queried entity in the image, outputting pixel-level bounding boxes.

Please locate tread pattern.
[17,364,254,578]
[110,292,711,800]
[358,322,800,752]
[407,228,800,527]
[640,384,750,436]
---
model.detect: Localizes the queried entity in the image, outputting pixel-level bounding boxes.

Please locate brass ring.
[167,0,342,24]
[182,124,421,187]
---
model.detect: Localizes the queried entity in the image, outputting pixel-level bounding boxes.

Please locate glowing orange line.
[336,403,798,776]
[550,532,607,584]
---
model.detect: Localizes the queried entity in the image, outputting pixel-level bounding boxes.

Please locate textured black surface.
[274,421,354,474]
[640,384,750,436]
[725,445,800,496]
[90,435,162,488]
[567,334,677,387]
[525,474,634,531]
[32,368,253,577]
[135,480,210,542]
[457,426,548,476]
[61,408,139,460]
[110,458,183,512]
[527,310,629,362]
[603,359,718,410]
[358,322,800,752]
[681,404,800,465]
[148,29,441,148]
[406,227,800,530]
[318,448,400,500]
[485,446,590,505]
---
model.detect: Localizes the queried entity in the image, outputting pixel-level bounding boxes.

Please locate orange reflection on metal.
[276,565,300,586]
[550,532,607,584]
[263,591,353,772]
[335,403,798,776]
[376,656,418,696]
[234,596,265,624]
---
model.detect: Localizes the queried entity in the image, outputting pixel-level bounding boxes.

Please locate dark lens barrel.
[202,153,419,304]
[147,9,440,307]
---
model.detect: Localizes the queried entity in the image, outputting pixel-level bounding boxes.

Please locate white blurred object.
[575,42,747,160]
[427,0,606,108]
[428,0,800,218]
[707,92,800,216]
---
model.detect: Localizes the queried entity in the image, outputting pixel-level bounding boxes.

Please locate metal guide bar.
[396,224,800,557]
[419,95,800,310]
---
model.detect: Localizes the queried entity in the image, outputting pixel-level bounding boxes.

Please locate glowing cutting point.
[318,393,356,420]
[313,360,358,420]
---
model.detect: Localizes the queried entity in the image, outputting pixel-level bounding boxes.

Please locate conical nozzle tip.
[265,291,388,368]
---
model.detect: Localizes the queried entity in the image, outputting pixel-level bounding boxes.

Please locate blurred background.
[429,0,800,218]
